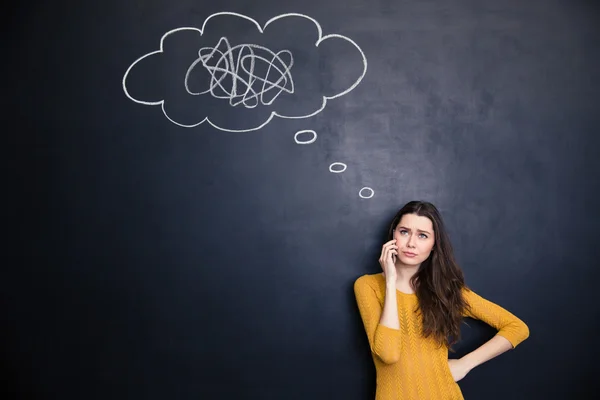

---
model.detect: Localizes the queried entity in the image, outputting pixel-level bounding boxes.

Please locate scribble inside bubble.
[185,37,295,108]
[359,187,374,199]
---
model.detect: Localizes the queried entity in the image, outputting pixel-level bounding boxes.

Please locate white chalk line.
[122,12,368,132]
[294,130,317,144]
[329,162,347,173]
[359,187,374,199]
[185,37,294,108]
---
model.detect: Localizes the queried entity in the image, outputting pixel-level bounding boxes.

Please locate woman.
[354,200,529,400]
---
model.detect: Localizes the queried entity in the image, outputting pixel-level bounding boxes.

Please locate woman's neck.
[394,263,420,291]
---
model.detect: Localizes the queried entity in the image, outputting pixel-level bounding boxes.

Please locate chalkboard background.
[6,0,599,399]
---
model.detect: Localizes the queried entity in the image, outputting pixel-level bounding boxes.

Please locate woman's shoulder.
[354,272,385,290]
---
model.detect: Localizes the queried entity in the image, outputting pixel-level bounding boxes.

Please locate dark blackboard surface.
[5,1,599,399]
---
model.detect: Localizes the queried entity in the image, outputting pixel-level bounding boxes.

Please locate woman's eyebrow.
[398,226,432,235]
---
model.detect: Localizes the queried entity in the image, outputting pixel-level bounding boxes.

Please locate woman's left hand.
[447,359,471,382]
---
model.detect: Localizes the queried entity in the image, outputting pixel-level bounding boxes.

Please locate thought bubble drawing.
[122,12,367,132]
[123,12,374,198]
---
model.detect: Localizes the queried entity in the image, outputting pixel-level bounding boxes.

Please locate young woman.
[354,200,529,400]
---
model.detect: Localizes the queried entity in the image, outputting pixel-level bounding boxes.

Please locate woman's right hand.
[379,239,398,283]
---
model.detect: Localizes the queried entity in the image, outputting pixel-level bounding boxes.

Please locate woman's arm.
[460,334,514,370]
[380,279,400,329]
[454,288,530,375]
[354,276,401,364]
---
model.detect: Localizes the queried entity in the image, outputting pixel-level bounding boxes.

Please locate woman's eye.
[419,233,428,239]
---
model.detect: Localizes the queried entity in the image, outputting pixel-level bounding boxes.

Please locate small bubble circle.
[359,187,374,199]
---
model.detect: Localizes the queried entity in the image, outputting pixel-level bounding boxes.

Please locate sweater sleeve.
[354,276,402,364]
[462,288,530,348]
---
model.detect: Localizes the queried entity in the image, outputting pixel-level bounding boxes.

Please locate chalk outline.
[359,187,374,198]
[122,12,368,132]
[294,130,317,144]
[329,162,347,173]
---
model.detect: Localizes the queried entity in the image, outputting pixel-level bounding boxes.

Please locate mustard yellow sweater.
[354,273,529,400]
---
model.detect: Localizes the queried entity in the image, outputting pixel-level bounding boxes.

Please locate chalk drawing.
[359,187,374,199]
[122,12,367,132]
[329,162,347,173]
[294,130,317,144]
[123,12,374,199]
[185,37,294,108]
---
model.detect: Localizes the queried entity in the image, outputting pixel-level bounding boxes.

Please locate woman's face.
[392,213,435,267]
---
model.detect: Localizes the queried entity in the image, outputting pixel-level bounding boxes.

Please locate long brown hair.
[387,200,470,349]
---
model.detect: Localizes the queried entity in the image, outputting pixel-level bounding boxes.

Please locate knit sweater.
[354,273,529,400]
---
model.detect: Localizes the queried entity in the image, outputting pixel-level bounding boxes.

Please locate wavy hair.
[388,200,470,349]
